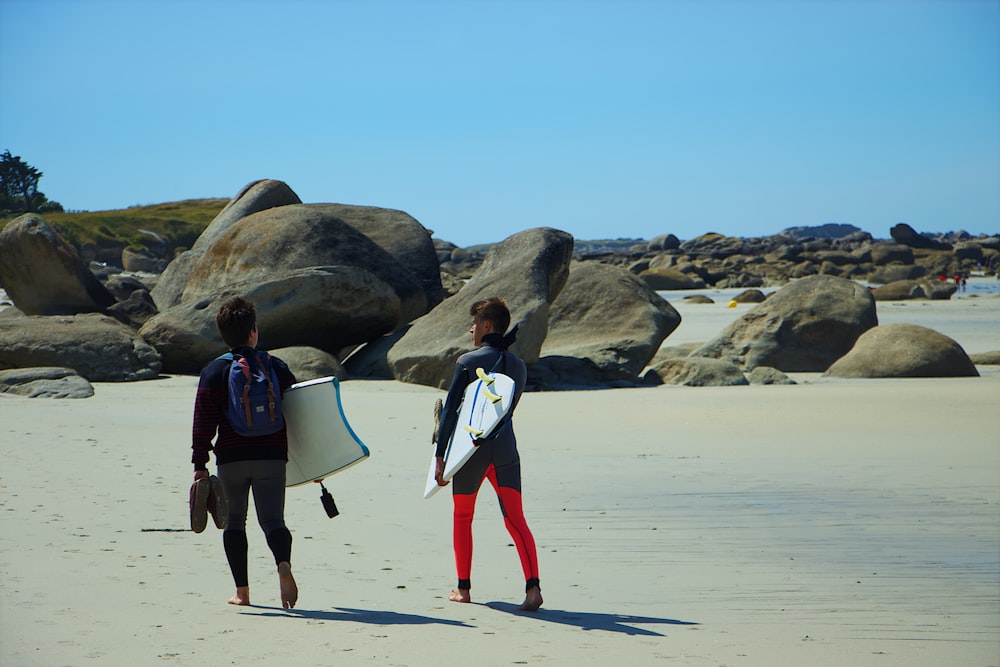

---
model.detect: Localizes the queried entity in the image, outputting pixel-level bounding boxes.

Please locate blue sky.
[2,0,998,247]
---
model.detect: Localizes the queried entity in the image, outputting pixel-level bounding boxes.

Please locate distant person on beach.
[191,296,299,608]
[434,297,543,611]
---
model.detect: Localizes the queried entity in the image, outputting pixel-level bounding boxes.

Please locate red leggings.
[453,462,539,589]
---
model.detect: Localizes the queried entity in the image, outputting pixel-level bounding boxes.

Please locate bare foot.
[519,586,543,612]
[278,561,298,609]
[448,588,471,603]
[228,587,250,606]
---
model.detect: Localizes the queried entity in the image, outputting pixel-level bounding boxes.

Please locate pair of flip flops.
[190,476,228,533]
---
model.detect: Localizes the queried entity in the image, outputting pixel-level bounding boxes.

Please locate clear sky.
[2,0,998,247]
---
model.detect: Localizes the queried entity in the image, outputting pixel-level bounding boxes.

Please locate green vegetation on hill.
[0,198,227,256]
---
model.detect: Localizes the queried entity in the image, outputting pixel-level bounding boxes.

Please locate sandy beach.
[1,287,998,666]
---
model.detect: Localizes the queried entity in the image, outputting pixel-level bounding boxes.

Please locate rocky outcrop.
[583,227,995,294]
[0,367,94,398]
[386,228,574,388]
[0,312,161,381]
[0,215,115,315]
[825,323,979,378]
[691,275,878,372]
[529,262,681,387]
[140,266,402,374]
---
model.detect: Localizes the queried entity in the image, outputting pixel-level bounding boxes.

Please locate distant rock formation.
[890,223,951,251]
[781,223,864,239]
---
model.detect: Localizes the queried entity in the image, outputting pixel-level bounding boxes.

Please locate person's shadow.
[242,606,472,628]
[484,601,698,637]
[241,604,697,637]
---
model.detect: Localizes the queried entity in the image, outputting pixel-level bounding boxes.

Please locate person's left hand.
[193,470,209,482]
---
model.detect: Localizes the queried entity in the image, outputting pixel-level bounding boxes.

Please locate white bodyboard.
[283,376,370,488]
[424,369,516,498]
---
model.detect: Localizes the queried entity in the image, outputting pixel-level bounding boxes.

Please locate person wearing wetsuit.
[434,297,543,612]
[191,296,299,609]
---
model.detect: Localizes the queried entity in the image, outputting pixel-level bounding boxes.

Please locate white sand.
[1,288,998,666]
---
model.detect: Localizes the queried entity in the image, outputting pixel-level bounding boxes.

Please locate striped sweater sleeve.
[191,361,225,470]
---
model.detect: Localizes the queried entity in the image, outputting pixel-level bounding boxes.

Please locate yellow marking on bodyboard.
[475,367,495,385]
[463,425,484,437]
[482,385,502,403]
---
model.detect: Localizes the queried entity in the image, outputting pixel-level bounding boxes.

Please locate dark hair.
[470,297,510,334]
[216,297,257,348]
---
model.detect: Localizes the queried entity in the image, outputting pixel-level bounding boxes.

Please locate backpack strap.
[260,351,278,424]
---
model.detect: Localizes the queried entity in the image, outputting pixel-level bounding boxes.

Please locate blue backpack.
[218,351,285,437]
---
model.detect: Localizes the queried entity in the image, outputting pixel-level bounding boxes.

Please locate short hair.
[216,297,257,348]
[470,297,510,334]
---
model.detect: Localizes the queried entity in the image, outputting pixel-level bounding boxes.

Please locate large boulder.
[691,275,878,372]
[107,289,159,329]
[0,214,115,315]
[386,228,574,388]
[872,279,957,301]
[0,312,161,381]
[969,351,1000,365]
[180,204,428,326]
[151,179,302,309]
[868,264,926,284]
[140,266,402,374]
[310,203,443,309]
[638,267,706,290]
[647,233,680,251]
[871,280,927,301]
[643,356,749,387]
[0,367,94,398]
[825,323,979,378]
[530,262,681,387]
[869,242,915,265]
[270,346,346,381]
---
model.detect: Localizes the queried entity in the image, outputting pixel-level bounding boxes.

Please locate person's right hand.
[435,457,449,487]
[193,470,209,482]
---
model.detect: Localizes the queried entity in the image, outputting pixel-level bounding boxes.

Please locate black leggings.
[218,459,291,587]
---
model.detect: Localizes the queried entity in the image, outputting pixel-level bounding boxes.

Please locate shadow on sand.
[485,601,699,637]
[241,605,473,628]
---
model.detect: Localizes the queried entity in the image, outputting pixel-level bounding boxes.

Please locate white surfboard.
[424,369,516,499]
[283,376,370,488]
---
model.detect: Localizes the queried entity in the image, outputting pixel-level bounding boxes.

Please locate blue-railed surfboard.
[424,368,515,499]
